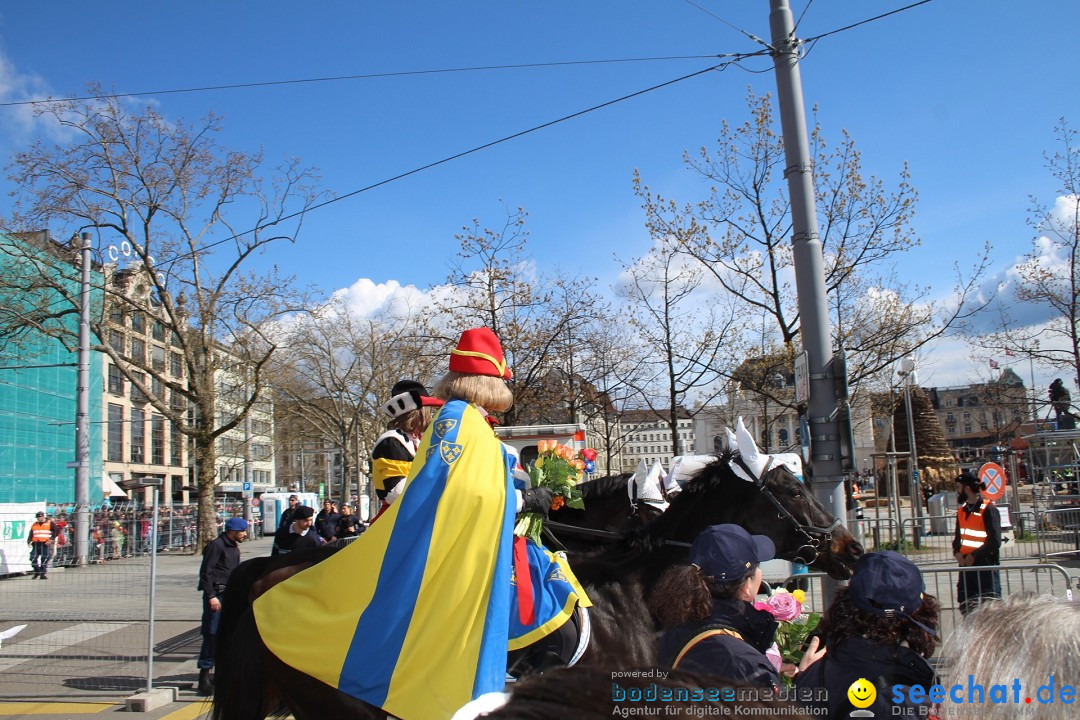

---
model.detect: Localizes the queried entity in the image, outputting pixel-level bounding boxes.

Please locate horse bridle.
[745,455,841,565]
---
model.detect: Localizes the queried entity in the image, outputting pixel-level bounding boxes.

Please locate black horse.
[543,472,668,551]
[212,451,861,720]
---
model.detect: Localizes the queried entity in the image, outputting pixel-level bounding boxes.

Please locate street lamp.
[898,357,925,522]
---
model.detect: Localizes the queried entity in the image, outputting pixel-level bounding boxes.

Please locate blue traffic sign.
[242,481,252,492]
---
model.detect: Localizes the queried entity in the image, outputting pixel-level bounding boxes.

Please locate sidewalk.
[0,535,275,720]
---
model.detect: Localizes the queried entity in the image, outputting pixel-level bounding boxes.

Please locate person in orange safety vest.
[26,511,58,579]
[952,470,1001,615]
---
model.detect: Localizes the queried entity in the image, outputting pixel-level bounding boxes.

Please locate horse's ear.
[724,427,738,453]
[735,417,767,481]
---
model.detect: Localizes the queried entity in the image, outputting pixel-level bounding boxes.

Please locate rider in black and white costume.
[370,380,444,518]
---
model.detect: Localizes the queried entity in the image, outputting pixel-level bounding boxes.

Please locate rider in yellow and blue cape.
[254,327,577,720]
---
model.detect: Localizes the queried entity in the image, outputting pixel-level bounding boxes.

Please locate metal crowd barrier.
[787,563,1077,643]
[1037,507,1080,558]
[894,512,1043,565]
[36,500,265,565]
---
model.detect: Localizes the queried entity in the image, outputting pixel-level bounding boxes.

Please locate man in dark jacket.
[271,495,300,556]
[315,499,341,543]
[335,503,364,539]
[952,470,1001,614]
[196,517,248,695]
[276,504,322,554]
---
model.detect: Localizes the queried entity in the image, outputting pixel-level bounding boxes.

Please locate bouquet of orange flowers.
[514,440,586,545]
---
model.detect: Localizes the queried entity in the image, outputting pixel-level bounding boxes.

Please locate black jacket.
[336,514,363,538]
[277,528,322,554]
[198,533,241,600]
[315,509,341,541]
[658,596,781,688]
[796,636,936,719]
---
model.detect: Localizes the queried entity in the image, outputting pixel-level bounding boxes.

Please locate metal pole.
[146,486,159,692]
[243,368,253,525]
[769,0,846,601]
[902,382,923,549]
[1028,342,1039,423]
[75,232,92,567]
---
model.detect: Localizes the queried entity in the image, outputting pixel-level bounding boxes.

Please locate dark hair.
[474,666,813,719]
[648,564,754,628]
[817,587,939,658]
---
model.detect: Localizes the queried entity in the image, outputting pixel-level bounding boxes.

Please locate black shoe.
[197,669,214,696]
[31,572,39,579]
[40,574,48,580]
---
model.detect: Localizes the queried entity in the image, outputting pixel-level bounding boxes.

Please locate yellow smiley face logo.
[847,678,876,709]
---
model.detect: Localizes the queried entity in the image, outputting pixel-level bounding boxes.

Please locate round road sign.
[251,496,261,508]
[978,462,1007,501]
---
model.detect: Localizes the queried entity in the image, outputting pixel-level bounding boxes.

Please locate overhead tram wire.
[682,0,774,52]
[801,0,935,44]
[0,54,726,108]
[158,53,767,262]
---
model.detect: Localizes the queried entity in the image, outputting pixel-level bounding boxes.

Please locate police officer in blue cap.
[196,516,248,695]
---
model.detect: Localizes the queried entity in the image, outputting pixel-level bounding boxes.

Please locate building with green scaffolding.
[0,233,103,504]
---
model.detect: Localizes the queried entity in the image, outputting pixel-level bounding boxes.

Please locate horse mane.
[633,452,743,546]
[577,472,633,501]
[565,452,742,582]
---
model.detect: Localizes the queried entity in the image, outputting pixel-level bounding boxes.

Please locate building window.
[107,404,124,462]
[131,371,148,404]
[948,426,956,434]
[151,415,165,465]
[170,421,183,467]
[152,319,166,341]
[107,365,124,395]
[130,337,145,364]
[130,408,145,463]
[170,352,183,378]
[963,423,973,434]
[108,329,125,354]
[946,413,955,423]
[131,312,145,334]
[151,345,166,371]
[109,304,124,325]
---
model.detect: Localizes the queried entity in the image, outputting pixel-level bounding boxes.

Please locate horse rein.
[753,456,841,565]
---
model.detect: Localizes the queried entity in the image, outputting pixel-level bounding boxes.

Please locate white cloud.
[0,47,63,140]
[331,278,434,319]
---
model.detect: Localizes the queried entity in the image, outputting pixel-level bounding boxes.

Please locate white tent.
[103,473,129,498]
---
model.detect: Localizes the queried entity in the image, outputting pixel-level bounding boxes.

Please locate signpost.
[979,462,1007,502]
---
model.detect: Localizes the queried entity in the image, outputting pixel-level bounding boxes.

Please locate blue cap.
[848,551,937,637]
[689,524,775,583]
[224,517,248,532]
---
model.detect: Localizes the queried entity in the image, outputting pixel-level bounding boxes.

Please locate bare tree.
[616,232,741,457]
[983,120,1080,393]
[435,205,604,426]
[269,296,440,502]
[0,91,321,551]
[636,90,989,395]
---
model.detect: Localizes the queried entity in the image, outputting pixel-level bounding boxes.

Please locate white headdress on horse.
[730,417,804,484]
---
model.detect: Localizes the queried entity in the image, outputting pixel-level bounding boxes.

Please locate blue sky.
[0,1,1078,390]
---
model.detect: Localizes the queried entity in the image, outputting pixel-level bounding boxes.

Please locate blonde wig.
[434,371,513,412]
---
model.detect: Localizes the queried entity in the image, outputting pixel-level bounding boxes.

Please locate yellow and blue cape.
[253,399,515,720]
[508,540,591,649]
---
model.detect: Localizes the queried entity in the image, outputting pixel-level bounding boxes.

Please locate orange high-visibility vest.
[957,502,991,555]
[30,521,54,543]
